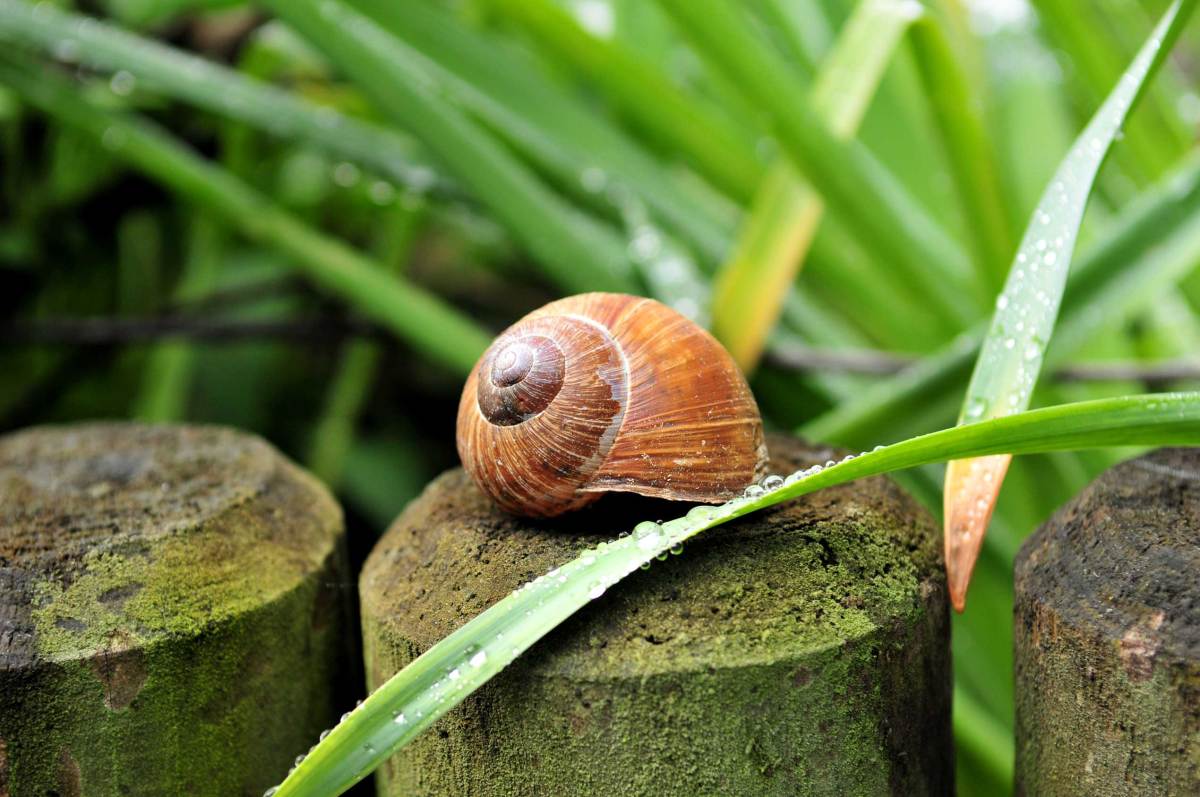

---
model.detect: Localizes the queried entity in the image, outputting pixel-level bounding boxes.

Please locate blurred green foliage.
[2,0,1199,793]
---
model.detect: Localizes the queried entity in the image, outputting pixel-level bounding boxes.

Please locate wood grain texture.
[1015,447,1200,796]
[456,293,766,517]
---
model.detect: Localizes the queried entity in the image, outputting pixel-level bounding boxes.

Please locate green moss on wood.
[1015,447,1200,796]
[361,434,950,796]
[0,423,352,797]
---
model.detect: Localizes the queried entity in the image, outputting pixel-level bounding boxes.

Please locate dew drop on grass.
[109,70,135,96]
[588,581,606,600]
[263,788,278,797]
[669,543,683,556]
[686,505,716,522]
[469,650,487,668]
[965,397,988,420]
[743,484,765,499]
[761,475,784,491]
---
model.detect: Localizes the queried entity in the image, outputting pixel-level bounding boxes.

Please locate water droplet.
[655,552,669,561]
[669,543,683,556]
[761,475,784,491]
[640,561,652,570]
[469,650,487,668]
[109,70,136,96]
[824,460,835,468]
[333,162,360,187]
[340,712,351,723]
[996,294,1009,310]
[264,788,279,797]
[1024,344,1039,361]
[743,484,765,499]
[580,555,596,566]
[686,505,716,522]
[965,397,988,420]
[588,581,606,600]
[369,180,396,205]
[1004,338,1015,350]
[580,166,607,193]
[295,754,306,767]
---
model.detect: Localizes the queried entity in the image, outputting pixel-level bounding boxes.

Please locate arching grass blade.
[0,55,492,375]
[270,392,1200,796]
[0,0,454,199]
[259,0,636,295]
[943,0,1195,612]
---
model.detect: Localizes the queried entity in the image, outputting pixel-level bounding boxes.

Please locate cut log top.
[1017,447,1200,664]
[361,433,942,681]
[0,422,343,668]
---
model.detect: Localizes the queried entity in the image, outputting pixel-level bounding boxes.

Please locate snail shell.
[456,293,767,517]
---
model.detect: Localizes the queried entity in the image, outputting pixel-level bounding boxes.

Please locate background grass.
[2,0,1199,793]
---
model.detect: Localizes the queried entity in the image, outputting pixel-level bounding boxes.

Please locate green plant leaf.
[259,0,636,295]
[943,0,1195,611]
[909,11,1014,287]
[804,146,1200,450]
[482,0,762,202]
[0,0,455,199]
[655,0,983,327]
[344,0,737,265]
[0,55,492,375]
[270,392,1200,796]
[710,0,922,372]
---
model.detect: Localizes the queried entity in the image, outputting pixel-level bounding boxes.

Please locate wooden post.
[361,434,951,796]
[0,423,352,796]
[1015,447,1200,796]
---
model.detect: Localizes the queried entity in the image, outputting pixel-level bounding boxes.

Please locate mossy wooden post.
[361,435,951,796]
[0,422,352,796]
[1015,447,1200,796]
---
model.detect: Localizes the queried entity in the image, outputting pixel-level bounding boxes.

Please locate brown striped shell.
[456,293,767,517]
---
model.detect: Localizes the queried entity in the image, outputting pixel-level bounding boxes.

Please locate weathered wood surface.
[0,422,352,796]
[1015,447,1200,796]
[361,434,951,796]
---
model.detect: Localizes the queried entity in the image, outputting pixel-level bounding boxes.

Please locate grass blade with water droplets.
[0,55,493,375]
[710,0,922,372]
[271,392,1200,796]
[0,0,454,200]
[943,0,1195,612]
[260,0,636,295]
[343,0,737,265]
[483,0,762,202]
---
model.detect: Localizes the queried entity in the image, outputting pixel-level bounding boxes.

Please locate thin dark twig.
[5,320,1199,383]
[766,342,1200,383]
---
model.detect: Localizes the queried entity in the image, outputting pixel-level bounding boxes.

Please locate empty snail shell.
[456,293,767,517]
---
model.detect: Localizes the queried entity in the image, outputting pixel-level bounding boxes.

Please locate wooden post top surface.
[0,421,343,669]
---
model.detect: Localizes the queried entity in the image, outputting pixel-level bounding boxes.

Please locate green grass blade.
[805,147,1200,449]
[132,215,224,421]
[710,0,922,372]
[943,0,1195,610]
[308,204,426,486]
[656,0,983,327]
[344,0,736,264]
[270,392,1200,796]
[909,13,1014,287]
[483,0,762,202]
[260,0,636,295]
[1032,0,1192,183]
[0,0,454,199]
[0,56,492,375]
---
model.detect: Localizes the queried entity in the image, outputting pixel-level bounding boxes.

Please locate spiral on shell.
[456,293,767,517]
